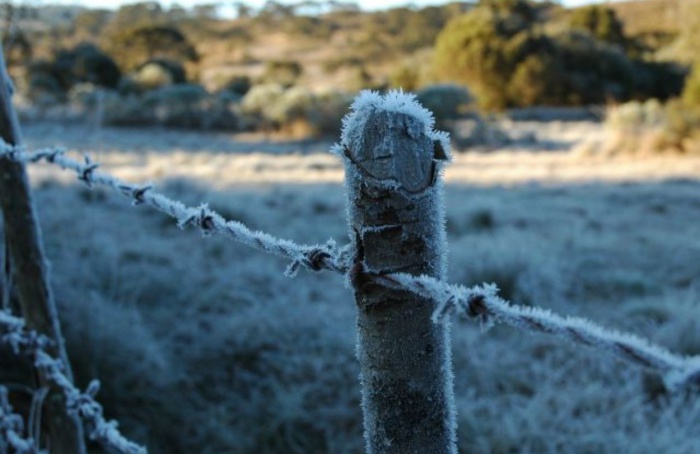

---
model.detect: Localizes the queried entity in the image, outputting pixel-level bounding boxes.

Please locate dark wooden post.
[0,47,86,454]
[339,92,456,454]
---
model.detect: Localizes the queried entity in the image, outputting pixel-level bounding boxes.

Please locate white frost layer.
[337,90,452,162]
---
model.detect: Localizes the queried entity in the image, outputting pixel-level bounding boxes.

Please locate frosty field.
[15,119,700,453]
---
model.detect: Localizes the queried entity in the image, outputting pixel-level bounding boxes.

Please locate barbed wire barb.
[0,385,43,454]
[0,311,147,454]
[2,141,700,394]
[0,141,350,276]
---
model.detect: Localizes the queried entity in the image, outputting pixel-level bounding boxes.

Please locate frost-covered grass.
[7,120,700,453]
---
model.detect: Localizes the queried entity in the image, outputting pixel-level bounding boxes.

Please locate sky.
[42,0,611,12]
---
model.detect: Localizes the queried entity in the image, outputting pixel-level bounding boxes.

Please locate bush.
[53,43,122,89]
[683,63,700,107]
[240,84,351,137]
[389,65,420,92]
[105,24,198,72]
[261,60,303,87]
[240,83,286,130]
[567,5,626,48]
[131,59,187,92]
[27,72,65,105]
[103,84,238,130]
[415,84,474,130]
[144,83,209,128]
[218,74,252,97]
[433,1,649,109]
[605,99,700,154]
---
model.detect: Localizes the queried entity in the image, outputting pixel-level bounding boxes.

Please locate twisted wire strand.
[0,384,42,454]
[2,142,700,392]
[0,311,147,454]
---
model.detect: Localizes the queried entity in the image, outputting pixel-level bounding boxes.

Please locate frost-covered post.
[335,91,456,454]
[0,48,86,453]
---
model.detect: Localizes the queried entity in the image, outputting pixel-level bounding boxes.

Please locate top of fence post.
[336,90,455,454]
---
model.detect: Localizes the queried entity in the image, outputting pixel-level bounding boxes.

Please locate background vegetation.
[1,0,698,149]
[3,1,700,452]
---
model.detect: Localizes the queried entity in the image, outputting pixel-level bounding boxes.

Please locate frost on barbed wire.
[2,137,700,392]
[0,139,350,277]
[383,272,700,391]
[0,385,43,454]
[0,311,147,454]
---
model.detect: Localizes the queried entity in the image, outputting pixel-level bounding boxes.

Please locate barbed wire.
[0,143,349,278]
[1,142,700,393]
[0,310,147,454]
[0,385,43,454]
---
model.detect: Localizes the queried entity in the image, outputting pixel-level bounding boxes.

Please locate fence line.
[0,385,42,454]
[2,141,699,392]
[0,310,147,454]
[2,139,700,451]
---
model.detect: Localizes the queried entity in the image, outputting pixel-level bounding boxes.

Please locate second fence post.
[336,91,456,454]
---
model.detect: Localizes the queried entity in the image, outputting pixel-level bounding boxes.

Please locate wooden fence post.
[0,48,87,453]
[338,92,456,454]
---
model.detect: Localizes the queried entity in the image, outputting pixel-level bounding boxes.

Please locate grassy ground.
[8,119,700,453]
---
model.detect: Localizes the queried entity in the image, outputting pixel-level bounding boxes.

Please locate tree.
[53,43,122,89]
[433,0,637,109]
[432,1,541,109]
[568,5,627,48]
[105,25,198,72]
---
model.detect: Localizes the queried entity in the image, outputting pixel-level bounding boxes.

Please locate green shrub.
[308,91,353,136]
[131,59,187,91]
[605,99,700,154]
[218,74,252,96]
[568,5,627,48]
[240,84,351,137]
[105,24,198,72]
[683,63,700,107]
[415,84,474,129]
[661,99,700,151]
[240,83,286,130]
[144,83,209,128]
[102,92,158,126]
[433,1,644,109]
[53,43,122,89]
[101,83,238,130]
[261,60,303,87]
[389,65,419,91]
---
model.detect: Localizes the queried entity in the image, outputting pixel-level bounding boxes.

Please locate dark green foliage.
[131,58,187,91]
[220,74,252,96]
[53,43,121,89]
[415,84,474,129]
[568,5,627,47]
[106,24,198,71]
[629,61,685,102]
[683,64,700,107]
[661,99,700,152]
[261,59,303,87]
[389,65,419,91]
[23,43,121,101]
[433,0,664,109]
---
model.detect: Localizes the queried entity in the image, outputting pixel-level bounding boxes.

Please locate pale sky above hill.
[47,0,611,12]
